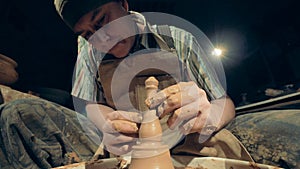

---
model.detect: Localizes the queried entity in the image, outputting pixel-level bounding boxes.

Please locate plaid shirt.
[71,11,225,103]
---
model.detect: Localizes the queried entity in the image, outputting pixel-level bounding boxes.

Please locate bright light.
[212,48,223,57]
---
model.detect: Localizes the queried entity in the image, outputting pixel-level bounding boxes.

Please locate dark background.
[0,0,299,106]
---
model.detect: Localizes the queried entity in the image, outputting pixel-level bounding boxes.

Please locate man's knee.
[0,98,47,119]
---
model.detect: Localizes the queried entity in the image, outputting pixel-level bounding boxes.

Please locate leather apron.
[97,33,182,132]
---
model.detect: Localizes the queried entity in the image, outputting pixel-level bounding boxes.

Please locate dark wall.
[0,0,77,93]
[222,0,300,104]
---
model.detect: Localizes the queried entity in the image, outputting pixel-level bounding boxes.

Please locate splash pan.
[53,157,282,169]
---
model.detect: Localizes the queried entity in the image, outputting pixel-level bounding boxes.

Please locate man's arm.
[211,96,236,131]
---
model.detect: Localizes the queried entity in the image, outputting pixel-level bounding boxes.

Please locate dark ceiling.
[0,0,299,105]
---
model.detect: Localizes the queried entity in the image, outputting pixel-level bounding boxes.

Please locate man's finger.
[111,120,139,134]
[179,110,217,136]
[103,133,137,155]
[145,83,182,108]
[167,100,200,129]
[105,144,130,156]
[107,111,142,123]
[102,120,116,133]
[159,90,201,118]
[103,133,135,145]
[180,116,206,135]
[180,118,197,135]
[102,120,138,134]
[146,81,198,109]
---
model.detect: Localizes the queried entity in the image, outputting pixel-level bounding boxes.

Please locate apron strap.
[152,25,188,82]
[156,25,176,50]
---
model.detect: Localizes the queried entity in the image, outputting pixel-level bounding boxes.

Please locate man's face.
[73,1,136,58]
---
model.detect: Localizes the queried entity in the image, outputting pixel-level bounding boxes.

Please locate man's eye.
[84,31,93,40]
[95,15,106,30]
[94,24,102,30]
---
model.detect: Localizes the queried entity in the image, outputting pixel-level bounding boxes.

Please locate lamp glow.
[212,48,223,57]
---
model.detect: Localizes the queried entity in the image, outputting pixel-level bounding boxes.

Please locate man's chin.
[112,53,128,58]
[108,49,129,58]
[109,45,130,58]
[108,37,135,58]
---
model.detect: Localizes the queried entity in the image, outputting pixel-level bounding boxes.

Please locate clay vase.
[145,76,159,98]
[129,147,174,169]
[139,110,162,141]
[129,110,174,169]
[0,54,18,85]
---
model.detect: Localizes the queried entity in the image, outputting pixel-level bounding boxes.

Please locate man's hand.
[145,81,232,136]
[103,110,142,133]
[86,105,142,155]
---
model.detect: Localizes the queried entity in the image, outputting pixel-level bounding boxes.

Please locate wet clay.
[129,76,175,169]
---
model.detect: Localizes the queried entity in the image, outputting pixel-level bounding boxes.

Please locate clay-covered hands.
[102,110,141,134]
[145,81,220,136]
[86,104,142,155]
[101,110,142,155]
